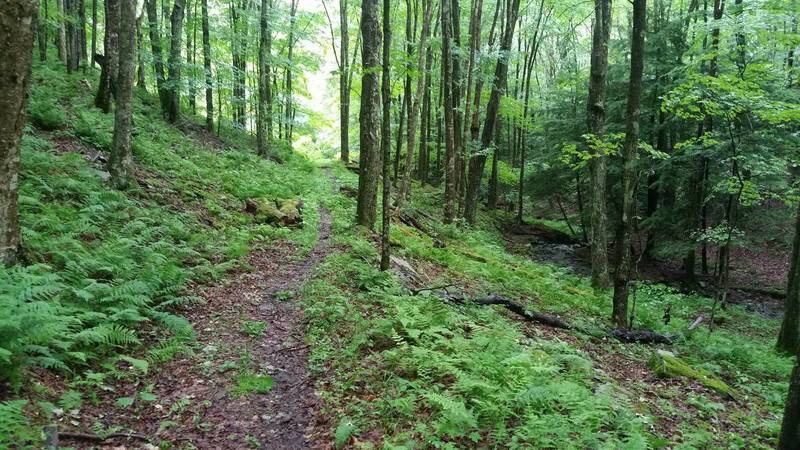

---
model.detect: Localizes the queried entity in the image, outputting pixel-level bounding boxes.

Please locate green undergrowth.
[307,164,791,448]
[1,59,324,446]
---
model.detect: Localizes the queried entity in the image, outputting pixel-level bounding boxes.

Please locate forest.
[1,0,800,448]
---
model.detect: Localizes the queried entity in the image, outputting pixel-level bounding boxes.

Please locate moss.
[649,350,737,399]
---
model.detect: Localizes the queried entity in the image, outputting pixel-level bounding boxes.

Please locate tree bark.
[95,0,120,113]
[90,0,97,67]
[0,0,37,266]
[356,0,381,228]
[166,0,185,123]
[65,0,81,72]
[340,0,350,162]
[780,351,800,448]
[778,206,800,354]
[109,0,136,190]
[441,0,457,222]
[611,0,646,328]
[398,0,433,205]
[380,0,392,270]
[463,0,522,223]
[284,0,298,144]
[257,0,271,157]
[146,0,169,115]
[136,11,147,90]
[57,0,67,60]
[201,0,213,131]
[37,0,48,61]
[586,0,612,289]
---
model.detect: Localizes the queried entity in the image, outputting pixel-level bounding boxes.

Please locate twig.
[58,430,150,443]
[410,283,456,294]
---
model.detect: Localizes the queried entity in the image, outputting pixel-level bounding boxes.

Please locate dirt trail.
[60,171,337,449]
[255,202,333,449]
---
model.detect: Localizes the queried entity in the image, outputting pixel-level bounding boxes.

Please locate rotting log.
[432,291,674,344]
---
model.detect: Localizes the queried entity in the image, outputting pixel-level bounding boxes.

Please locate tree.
[95,0,120,113]
[167,0,185,123]
[779,351,800,448]
[398,0,434,206]
[380,0,391,270]
[109,0,137,190]
[146,0,170,115]
[201,0,213,131]
[441,0,457,222]
[356,0,381,229]
[339,0,351,162]
[463,0,522,224]
[611,0,647,328]
[586,0,612,289]
[0,0,38,266]
[284,0,299,144]
[778,207,800,354]
[257,0,272,158]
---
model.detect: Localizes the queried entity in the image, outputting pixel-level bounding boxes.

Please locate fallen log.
[440,293,573,330]
[434,292,674,344]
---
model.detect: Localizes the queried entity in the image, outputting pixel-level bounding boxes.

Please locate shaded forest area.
[2,0,800,448]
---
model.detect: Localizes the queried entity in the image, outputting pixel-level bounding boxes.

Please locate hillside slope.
[0,60,794,450]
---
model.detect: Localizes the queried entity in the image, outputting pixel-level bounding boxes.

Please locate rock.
[648,350,736,399]
[245,197,303,228]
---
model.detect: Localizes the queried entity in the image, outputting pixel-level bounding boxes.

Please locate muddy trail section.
[57,176,336,449]
[500,220,786,318]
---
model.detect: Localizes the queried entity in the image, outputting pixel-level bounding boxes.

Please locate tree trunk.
[37,0,48,61]
[57,0,67,60]
[340,0,350,162]
[201,0,213,131]
[65,0,81,72]
[778,207,800,354]
[586,0,612,289]
[166,0,185,123]
[90,0,97,67]
[95,0,120,113]
[611,0,646,328]
[146,0,169,115]
[284,0,298,144]
[0,0,37,266]
[257,0,271,157]
[779,353,800,449]
[463,0,522,223]
[441,0,457,222]
[186,0,196,114]
[398,0,433,205]
[418,44,433,183]
[136,11,147,90]
[109,0,136,190]
[380,0,392,270]
[356,0,381,228]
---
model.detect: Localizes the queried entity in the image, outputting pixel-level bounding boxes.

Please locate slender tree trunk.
[394,93,407,181]
[340,0,350,162]
[136,12,147,90]
[463,0,522,223]
[356,0,381,228]
[418,44,433,183]
[186,0,196,114]
[0,0,37,266]
[38,0,48,61]
[166,0,185,123]
[90,0,97,67]
[586,0,613,289]
[95,0,120,113]
[201,0,213,130]
[57,0,67,60]
[146,0,170,114]
[380,0,392,270]
[257,0,271,157]
[284,0,298,144]
[612,0,646,328]
[398,0,433,205]
[109,0,136,190]
[787,0,797,87]
[441,0,457,222]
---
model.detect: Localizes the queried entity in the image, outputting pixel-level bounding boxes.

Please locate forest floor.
[3,59,795,449]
